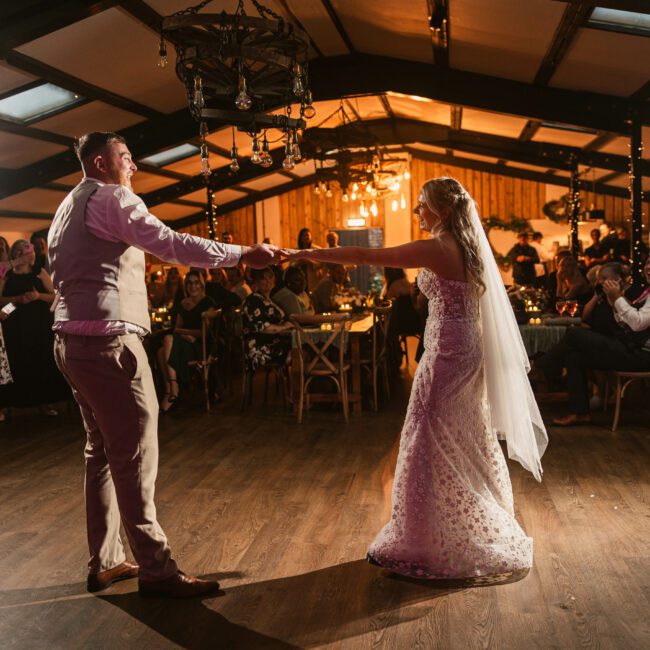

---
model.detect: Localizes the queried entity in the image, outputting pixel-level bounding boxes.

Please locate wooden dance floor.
[1,374,649,649]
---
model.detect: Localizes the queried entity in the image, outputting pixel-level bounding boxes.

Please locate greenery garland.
[482,216,531,270]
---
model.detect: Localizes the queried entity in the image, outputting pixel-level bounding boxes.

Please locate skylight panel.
[139,144,199,166]
[0,83,83,122]
[588,8,650,36]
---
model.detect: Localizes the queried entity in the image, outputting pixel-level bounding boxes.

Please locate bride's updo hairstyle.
[421,177,485,293]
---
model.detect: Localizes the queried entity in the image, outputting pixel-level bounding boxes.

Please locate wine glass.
[566,300,578,317]
[556,300,566,316]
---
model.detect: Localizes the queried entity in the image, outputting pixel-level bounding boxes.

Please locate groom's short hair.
[74,132,126,163]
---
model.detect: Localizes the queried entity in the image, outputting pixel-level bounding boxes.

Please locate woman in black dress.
[242,267,293,371]
[157,270,216,412]
[0,239,69,415]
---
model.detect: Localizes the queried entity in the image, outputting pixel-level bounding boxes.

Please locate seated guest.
[157,271,216,412]
[226,264,252,302]
[581,263,630,336]
[551,255,650,425]
[539,263,629,391]
[508,231,539,286]
[205,268,242,309]
[556,255,592,305]
[584,228,608,269]
[0,239,69,416]
[382,267,411,300]
[312,264,348,313]
[273,266,314,317]
[221,231,234,245]
[242,267,293,371]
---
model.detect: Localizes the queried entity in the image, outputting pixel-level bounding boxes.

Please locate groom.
[49,132,279,598]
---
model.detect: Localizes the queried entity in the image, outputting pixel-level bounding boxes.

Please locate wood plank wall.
[409,157,649,240]
[176,158,648,248]
[278,185,385,249]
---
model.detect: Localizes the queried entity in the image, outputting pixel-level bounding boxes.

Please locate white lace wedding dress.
[368,269,533,579]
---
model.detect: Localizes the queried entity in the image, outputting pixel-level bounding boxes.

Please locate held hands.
[241,243,282,268]
[280,248,312,261]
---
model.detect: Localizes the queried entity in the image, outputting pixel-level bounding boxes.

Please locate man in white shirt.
[552,256,650,426]
[48,132,279,598]
[530,232,552,287]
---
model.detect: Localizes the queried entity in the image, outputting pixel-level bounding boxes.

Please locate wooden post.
[568,155,580,257]
[629,117,644,285]
[206,185,215,240]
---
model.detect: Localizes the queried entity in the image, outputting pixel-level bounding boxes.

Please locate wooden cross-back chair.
[290,313,351,424]
[360,301,393,411]
[187,308,222,412]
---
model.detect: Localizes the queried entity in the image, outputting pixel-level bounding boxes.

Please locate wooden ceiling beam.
[320,0,356,54]
[426,0,450,67]
[0,209,53,220]
[322,117,650,175]
[584,133,619,151]
[139,146,288,207]
[518,120,541,142]
[0,0,117,57]
[309,55,649,134]
[0,117,73,147]
[450,105,463,131]
[406,147,645,201]
[534,2,593,87]
[4,51,161,119]
[168,174,317,230]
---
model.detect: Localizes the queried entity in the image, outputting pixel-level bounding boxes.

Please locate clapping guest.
[242,267,293,371]
[311,264,347,313]
[0,239,69,416]
[552,256,650,425]
[157,271,216,412]
[556,255,592,305]
[273,266,314,317]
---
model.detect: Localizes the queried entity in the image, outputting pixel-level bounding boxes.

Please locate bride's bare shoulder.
[424,235,468,282]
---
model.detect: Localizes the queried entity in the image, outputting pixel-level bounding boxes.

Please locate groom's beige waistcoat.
[48,178,150,331]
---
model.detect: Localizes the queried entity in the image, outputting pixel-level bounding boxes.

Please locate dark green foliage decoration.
[482,216,531,270]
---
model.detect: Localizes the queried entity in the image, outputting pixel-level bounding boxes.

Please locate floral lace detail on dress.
[368,270,532,579]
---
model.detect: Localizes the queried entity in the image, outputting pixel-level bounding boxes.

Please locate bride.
[284,177,548,579]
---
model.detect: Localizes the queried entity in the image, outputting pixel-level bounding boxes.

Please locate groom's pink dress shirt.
[54,177,242,336]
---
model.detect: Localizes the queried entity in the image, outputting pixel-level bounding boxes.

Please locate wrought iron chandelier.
[312,148,411,218]
[157,0,316,177]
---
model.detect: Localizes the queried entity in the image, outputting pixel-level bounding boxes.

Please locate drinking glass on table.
[566,300,578,317]
[555,299,567,316]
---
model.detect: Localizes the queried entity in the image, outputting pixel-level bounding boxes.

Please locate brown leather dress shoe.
[138,571,221,599]
[87,561,139,593]
[552,414,592,426]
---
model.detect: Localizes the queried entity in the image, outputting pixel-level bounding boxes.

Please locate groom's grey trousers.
[54,332,177,580]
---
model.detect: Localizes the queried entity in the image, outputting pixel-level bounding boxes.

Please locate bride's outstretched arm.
[283,239,453,271]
